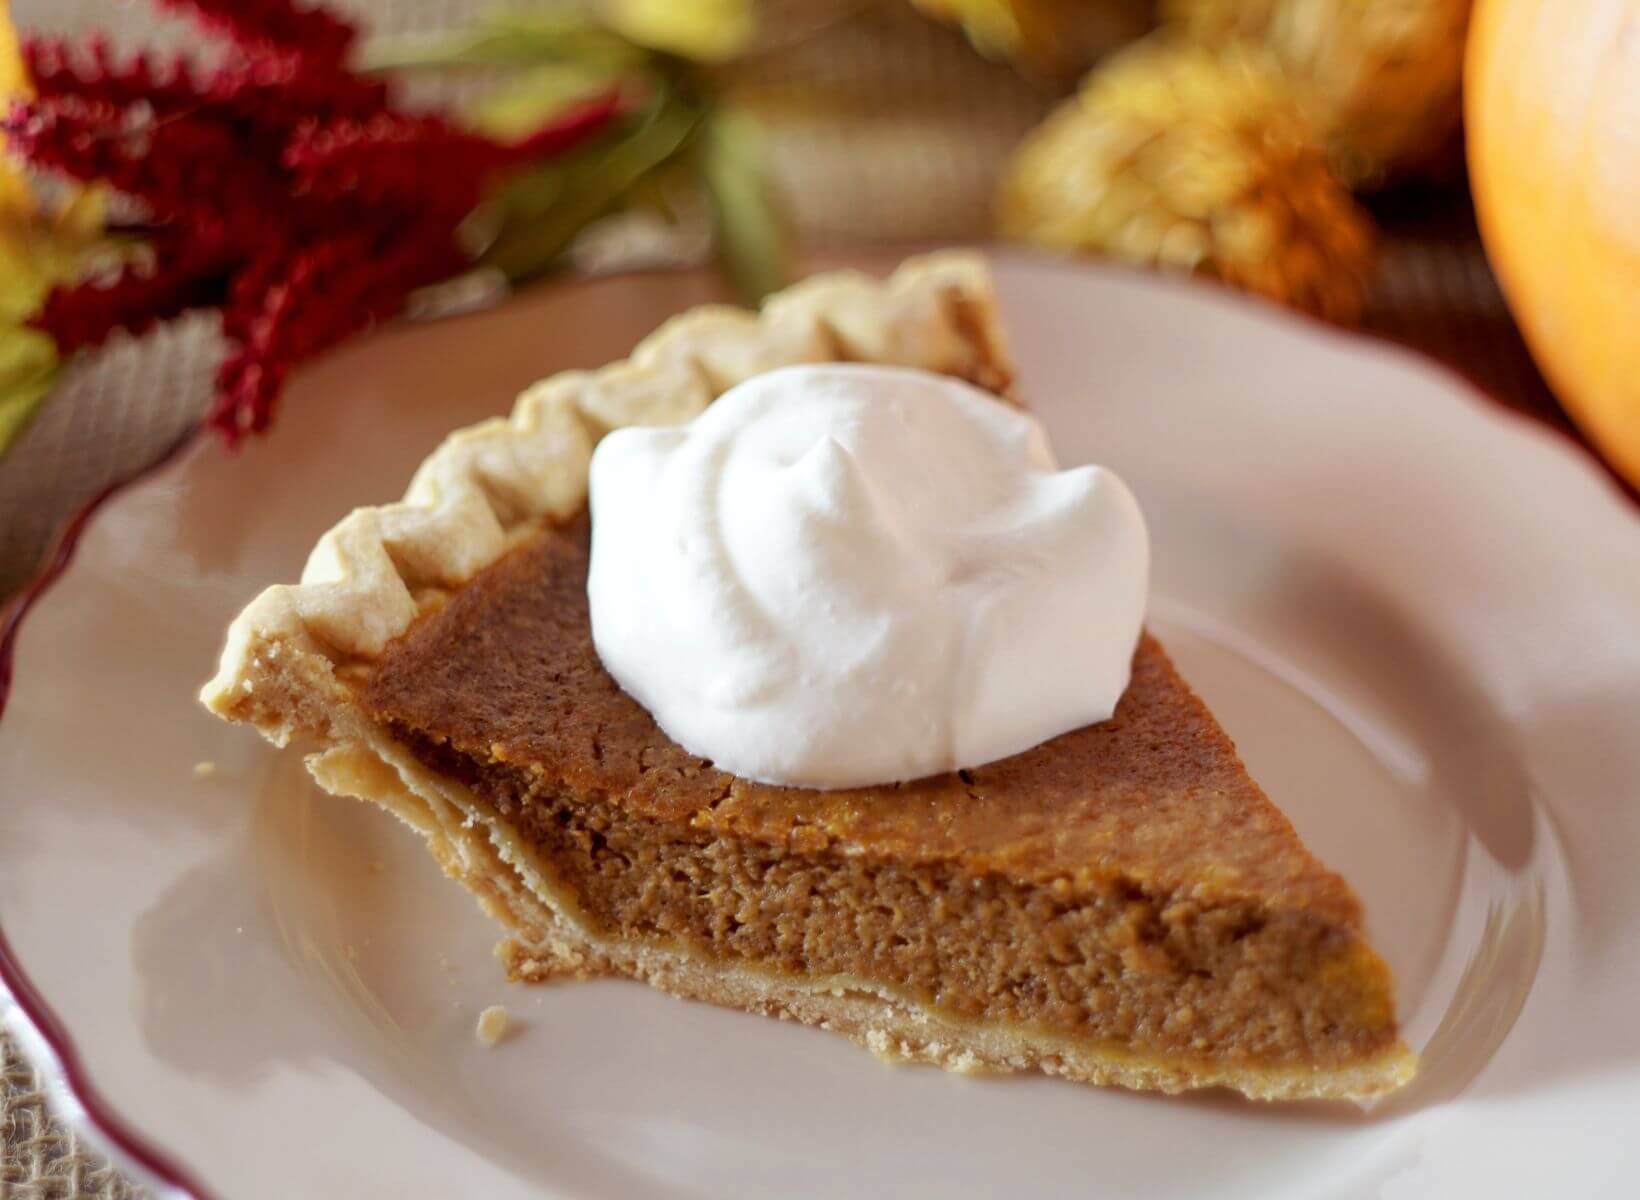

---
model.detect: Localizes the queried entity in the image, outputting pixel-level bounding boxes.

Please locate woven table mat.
[0,3,1585,1198]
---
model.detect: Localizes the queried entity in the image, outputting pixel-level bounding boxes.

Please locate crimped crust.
[201,253,1416,1102]
[202,250,1010,726]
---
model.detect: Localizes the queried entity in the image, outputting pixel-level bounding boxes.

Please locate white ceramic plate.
[3,251,1638,1200]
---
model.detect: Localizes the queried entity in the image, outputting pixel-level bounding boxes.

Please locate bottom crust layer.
[498,929,1415,1102]
[306,738,1417,1104]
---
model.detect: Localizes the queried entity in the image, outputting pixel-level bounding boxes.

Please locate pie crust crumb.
[476,1004,510,1046]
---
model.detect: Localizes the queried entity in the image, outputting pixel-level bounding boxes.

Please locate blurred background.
[0,1,1634,1192]
[5,0,1628,597]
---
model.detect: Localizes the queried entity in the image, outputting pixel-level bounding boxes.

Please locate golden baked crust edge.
[303,729,1417,1104]
[196,252,1417,1101]
[201,250,1012,735]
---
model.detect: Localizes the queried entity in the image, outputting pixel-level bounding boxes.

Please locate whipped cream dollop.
[586,363,1149,789]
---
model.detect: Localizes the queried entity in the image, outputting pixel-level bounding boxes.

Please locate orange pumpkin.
[1466,0,1640,488]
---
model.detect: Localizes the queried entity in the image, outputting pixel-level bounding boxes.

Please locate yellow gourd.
[1466,0,1640,488]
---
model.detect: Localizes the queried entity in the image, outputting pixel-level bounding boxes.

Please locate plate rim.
[0,426,212,1200]
[1,250,1635,1200]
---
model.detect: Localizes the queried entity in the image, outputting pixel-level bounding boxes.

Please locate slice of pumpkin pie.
[202,252,1415,1100]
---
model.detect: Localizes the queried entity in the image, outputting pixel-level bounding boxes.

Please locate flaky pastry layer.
[203,251,1010,715]
[306,732,1415,1102]
[200,253,1415,1101]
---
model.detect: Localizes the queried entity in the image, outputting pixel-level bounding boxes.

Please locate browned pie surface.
[358,520,1404,1067]
[365,520,1357,919]
[196,250,1407,1088]
[358,520,1403,1069]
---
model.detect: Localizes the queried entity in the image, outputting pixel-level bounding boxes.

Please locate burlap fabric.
[0,2,1577,1196]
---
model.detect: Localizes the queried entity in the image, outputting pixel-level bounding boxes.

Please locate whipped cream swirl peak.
[586,363,1149,790]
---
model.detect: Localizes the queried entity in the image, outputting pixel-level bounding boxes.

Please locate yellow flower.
[0,0,110,452]
[1,0,33,217]
[600,0,755,64]
[2,0,48,326]
[999,38,1375,323]
[1,0,108,313]
[913,0,1035,60]
[1161,0,1470,184]
[908,0,1152,76]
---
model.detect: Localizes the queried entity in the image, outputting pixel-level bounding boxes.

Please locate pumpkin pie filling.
[204,253,1415,1099]
[358,520,1403,1077]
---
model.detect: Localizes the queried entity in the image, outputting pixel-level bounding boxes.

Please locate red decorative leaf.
[7,0,620,443]
[156,0,358,65]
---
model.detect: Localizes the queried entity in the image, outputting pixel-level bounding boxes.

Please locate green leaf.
[359,9,648,74]
[601,0,755,64]
[695,106,791,305]
[463,61,624,140]
[476,92,705,281]
[0,325,60,457]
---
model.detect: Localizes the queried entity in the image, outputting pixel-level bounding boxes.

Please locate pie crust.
[203,253,1414,1101]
